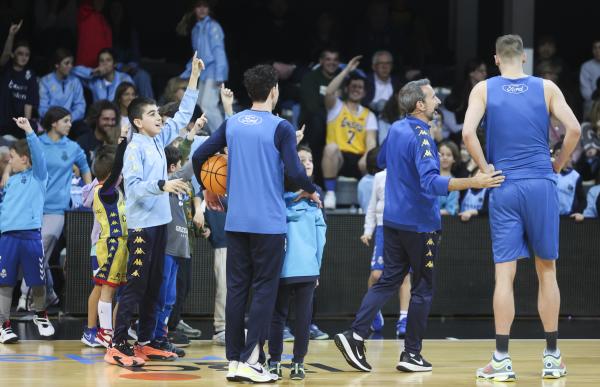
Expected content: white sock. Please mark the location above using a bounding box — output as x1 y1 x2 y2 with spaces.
98 301 112 330
247 343 260 365
494 350 509 360
399 311 408 320
352 332 364 341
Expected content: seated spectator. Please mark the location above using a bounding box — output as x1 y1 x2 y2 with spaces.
113 81 137 130
581 97 600 157
444 58 487 146
0 21 38 140
458 167 489 222
582 169 600 218
377 90 400 144
72 48 134 102
363 50 401 115
575 138 600 182
76 100 119 167
322 56 378 209
76 0 112 68
438 141 460 216
553 141 586 221
534 35 566 81
579 39 600 118
161 77 188 104
39 48 86 122
357 147 382 213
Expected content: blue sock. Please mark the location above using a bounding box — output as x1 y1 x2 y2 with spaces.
324 179 337 192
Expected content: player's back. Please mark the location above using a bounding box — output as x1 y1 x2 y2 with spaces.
485 75 553 180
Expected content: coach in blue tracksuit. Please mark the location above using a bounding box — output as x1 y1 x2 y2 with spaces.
334 79 505 374
192 65 320 383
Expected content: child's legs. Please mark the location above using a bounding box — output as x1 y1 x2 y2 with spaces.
87 285 102 328
20 236 47 312
98 284 117 330
0 234 20 323
167 257 190 331
268 283 292 362
213 247 227 332
292 282 316 363
154 255 179 339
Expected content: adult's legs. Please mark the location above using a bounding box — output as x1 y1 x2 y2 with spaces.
321 143 343 182
198 79 223 134
493 261 517 355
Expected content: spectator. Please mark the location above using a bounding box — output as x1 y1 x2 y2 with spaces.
298 47 341 185
580 39 600 118
113 81 137 130
161 77 188 104
553 141 586 221
363 50 401 115
76 0 112 68
534 36 566 80
39 48 86 122
307 12 341 62
73 48 134 102
582 168 600 218
438 141 460 216
76 99 119 167
377 90 400 144
357 147 382 213
581 97 600 154
0 21 38 140
458 166 489 222
322 56 378 209
443 58 487 145
177 0 228 133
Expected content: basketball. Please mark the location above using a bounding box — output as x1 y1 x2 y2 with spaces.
200 154 228 195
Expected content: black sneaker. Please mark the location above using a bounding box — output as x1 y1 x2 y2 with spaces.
290 362 305 380
167 331 191 348
156 336 186 358
334 330 371 372
267 360 282 379
396 351 432 372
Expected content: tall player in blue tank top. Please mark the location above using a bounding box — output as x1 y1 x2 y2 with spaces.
192 65 320 383
463 35 581 382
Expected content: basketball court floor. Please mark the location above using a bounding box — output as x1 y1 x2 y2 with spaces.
1 317 598 386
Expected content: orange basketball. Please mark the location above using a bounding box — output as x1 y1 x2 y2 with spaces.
200 154 228 195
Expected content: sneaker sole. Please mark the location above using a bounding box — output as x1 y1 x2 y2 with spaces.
311 334 329 340
1 336 19 344
225 375 239 382
334 334 371 372
542 369 567 379
235 375 277 384
476 372 517 382
81 338 102 348
105 354 145 367
290 375 305 380
396 361 432 372
146 355 177 361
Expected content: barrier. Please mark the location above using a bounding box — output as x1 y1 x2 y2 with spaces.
64 212 600 317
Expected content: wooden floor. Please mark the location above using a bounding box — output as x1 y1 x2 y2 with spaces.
0 339 598 386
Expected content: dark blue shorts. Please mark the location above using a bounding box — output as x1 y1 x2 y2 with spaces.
489 179 559 263
370 225 384 271
0 230 45 287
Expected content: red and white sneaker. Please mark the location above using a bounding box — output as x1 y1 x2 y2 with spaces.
33 311 55 337
0 320 19 344
96 328 113 348
134 341 178 361
104 341 145 367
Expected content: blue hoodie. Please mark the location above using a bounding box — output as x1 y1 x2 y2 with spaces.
39 73 86 121
72 66 134 102
280 192 326 283
179 16 228 82
0 132 47 232
39 133 90 214
123 88 199 229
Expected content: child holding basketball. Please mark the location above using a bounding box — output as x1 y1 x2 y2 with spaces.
105 53 203 367
267 145 326 380
0 117 54 344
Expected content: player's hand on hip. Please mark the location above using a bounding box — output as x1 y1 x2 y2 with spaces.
294 190 323 208
474 170 505 188
163 179 189 194
552 159 563 173
570 213 584 222
203 189 225 212
360 234 371 246
483 163 495 173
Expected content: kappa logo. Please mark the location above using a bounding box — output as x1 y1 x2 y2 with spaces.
112 228 120 234
109 212 117 218
426 250 433 257
423 149 433 158
131 270 140 277
111 220 118 225
110 246 116 252
502 84 528 94
0 269 6 278
97 273 105 278
418 130 428 136
425 261 434 268
133 259 143 266
134 248 145 255
109 238 117 243
238 114 263 125
421 139 430 147
133 236 145 244
426 238 434 246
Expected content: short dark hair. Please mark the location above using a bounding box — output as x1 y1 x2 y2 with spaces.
297 144 312 154
13 40 30 52
158 101 180 119
53 48 73 66
92 145 117 181
366 146 382 175
42 106 71 132
344 72 366 88
10 138 30 161
165 145 182 168
128 97 157 130
86 100 119 129
243 64 278 102
97 47 115 62
319 47 340 59
113 81 137 106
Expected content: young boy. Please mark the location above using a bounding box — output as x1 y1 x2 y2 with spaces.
105 53 203 367
0 117 54 343
553 141 586 221
267 145 326 381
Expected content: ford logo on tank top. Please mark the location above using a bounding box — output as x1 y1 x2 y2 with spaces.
238 114 263 125
502 84 529 94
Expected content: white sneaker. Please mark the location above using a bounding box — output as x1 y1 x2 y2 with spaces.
235 362 278 383
33 312 55 337
226 360 239 381
0 321 19 344
324 191 336 209
212 330 226 346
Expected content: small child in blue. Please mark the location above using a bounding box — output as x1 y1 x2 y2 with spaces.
0 118 54 344
267 145 326 381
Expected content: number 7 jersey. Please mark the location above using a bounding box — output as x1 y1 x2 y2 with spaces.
326 99 378 155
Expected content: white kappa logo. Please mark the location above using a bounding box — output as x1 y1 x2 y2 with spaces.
0 269 6 278
502 84 528 94
238 114 263 125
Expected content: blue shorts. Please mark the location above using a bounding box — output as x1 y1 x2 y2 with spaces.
489 179 559 263
0 230 45 287
370 225 385 271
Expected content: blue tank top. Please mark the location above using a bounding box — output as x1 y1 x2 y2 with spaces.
485 76 554 181
556 169 580 215
225 110 286 234
461 188 487 212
